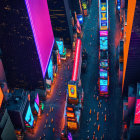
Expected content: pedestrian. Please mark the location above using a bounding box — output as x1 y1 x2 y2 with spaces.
68 65 69 70
94 109 95 114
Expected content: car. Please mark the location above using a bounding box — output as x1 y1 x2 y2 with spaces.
82 49 88 60
81 59 87 73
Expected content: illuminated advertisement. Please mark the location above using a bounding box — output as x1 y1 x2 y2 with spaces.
101 3 107 11
34 102 39 113
117 0 121 10
77 14 83 24
67 112 75 118
100 31 108 36
56 41 63 55
68 84 77 98
68 122 77 129
67 107 73 112
0 88 4 108
47 59 53 81
100 37 108 50
100 70 108 78
72 39 81 81
25 104 34 127
99 0 108 30
76 19 81 34
82 3 87 10
134 99 140 124
35 93 39 106
100 85 108 92
68 132 73 140
25 0 54 77
101 12 107 21
100 79 108 86
100 60 108 68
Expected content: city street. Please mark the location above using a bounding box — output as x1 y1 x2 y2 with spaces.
24 0 123 140
24 55 73 140
73 0 123 140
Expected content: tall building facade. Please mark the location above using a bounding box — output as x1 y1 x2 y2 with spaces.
47 0 73 49
0 0 54 90
123 0 139 95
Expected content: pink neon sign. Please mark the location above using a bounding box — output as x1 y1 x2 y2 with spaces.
134 99 140 124
25 0 54 77
100 31 108 36
72 39 81 81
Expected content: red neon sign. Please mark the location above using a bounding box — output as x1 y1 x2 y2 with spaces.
72 39 81 81
134 99 140 124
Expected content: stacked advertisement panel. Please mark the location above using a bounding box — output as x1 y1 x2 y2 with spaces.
99 0 109 97
61 39 84 138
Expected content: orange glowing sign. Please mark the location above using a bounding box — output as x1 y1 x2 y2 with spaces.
67 112 75 118
122 0 136 90
0 88 4 108
67 107 73 112
68 84 77 98
68 121 77 129
67 118 76 121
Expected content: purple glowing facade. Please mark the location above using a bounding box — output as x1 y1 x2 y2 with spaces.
25 0 54 77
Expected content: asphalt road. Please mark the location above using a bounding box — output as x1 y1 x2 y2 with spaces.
73 0 123 140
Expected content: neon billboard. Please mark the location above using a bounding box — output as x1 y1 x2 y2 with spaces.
100 70 108 78
100 79 108 86
77 14 83 24
100 60 108 68
25 104 34 127
25 0 54 77
72 39 81 81
47 59 53 81
100 37 108 50
100 85 108 92
34 102 39 113
99 0 108 30
100 31 108 36
134 99 140 124
0 88 4 108
56 41 63 55
35 93 39 106
68 84 77 99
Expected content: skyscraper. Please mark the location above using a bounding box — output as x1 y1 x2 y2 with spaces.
47 0 73 49
0 0 54 90
123 0 140 95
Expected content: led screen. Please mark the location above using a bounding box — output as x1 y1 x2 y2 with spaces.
101 3 107 11
100 37 108 50
77 14 83 24
100 79 108 86
35 93 39 106
34 102 39 113
68 122 77 129
100 85 108 92
134 99 140 124
56 41 63 55
67 112 75 118
100 31 108 36
25 104 34 127
100 60 108 67
25 0 54 77
0 88 4 108
101 12 107 21
100 70 108 78
47 59 53 81
72 39 81 81
68 84 77 98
